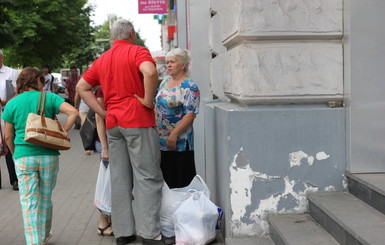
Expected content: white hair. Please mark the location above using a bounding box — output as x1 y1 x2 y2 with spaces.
110 19 135 41
0 49 3 56
166 48 191 73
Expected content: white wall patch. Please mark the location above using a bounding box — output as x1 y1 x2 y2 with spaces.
289 151 308 167
230 148 325 236
316 151 330 160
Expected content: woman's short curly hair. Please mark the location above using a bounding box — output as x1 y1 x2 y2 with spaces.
16 67 44 94
166 48 191 73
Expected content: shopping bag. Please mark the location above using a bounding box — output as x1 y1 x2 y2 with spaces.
5 79 15 100
0 123 7 156
160 175 211 237
94 160 111 215
80 109 96 151
174 190 219 245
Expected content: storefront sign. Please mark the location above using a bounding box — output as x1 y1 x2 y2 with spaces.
138 0 168 14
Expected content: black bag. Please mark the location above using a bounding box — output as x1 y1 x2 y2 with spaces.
5 80 15 100
0 125 7 156
79 109 97 151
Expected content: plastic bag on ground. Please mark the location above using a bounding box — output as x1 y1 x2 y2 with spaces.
174 190 219 245
160 175 211 237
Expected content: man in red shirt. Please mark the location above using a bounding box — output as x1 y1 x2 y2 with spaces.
65 65 80 106
77 19 165 245
65 65 81 129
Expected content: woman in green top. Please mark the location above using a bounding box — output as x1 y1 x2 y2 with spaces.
2 67 78 245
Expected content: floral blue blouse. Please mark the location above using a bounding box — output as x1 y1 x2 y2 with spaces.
156 78 200 151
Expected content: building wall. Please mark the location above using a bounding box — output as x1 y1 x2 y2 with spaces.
345 0 385 172
205 103 345 237
207 0 346 238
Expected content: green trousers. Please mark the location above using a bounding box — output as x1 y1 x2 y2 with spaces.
15 155 59 245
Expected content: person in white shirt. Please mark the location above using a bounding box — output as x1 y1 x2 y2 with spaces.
0 49 19 191
0 49 18 105
42 64 54 93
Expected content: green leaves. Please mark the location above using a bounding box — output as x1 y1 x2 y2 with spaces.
1 0 96 70
1 1 149 71
0 0 16 47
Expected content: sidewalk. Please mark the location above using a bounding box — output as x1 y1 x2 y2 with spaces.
0 115 224 245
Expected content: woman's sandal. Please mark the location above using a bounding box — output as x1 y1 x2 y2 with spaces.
97 222 114 236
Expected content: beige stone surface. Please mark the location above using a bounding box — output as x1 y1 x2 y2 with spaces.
209 13 227 55
220 0 343 47
220 42 343 104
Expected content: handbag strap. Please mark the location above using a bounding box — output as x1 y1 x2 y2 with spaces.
37 91 65 132
37 91 44 115
37 92 47 127
41 91 46 116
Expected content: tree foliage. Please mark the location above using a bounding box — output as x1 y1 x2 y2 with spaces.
1 1 149 71
1 0 95 70
0 0 15 47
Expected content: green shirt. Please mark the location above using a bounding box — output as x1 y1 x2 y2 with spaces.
2 91 65 159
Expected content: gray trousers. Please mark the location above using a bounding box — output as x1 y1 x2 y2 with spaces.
107 126 163 239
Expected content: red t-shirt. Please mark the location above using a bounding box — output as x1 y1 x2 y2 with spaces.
82 40 156 129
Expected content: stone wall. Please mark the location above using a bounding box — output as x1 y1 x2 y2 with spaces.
210 0 343 104
207 0 345 239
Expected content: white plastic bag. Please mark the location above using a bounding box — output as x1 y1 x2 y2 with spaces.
94 161 111 215
160 175 211 237
174 190 219 245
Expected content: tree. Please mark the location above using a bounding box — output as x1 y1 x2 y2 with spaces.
2 0 95 70
0 0 15 47
135 31 146 48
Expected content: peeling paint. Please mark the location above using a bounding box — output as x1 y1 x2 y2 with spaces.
324 185 336 192
316 151 330 160
230 148 323 236
307 156 314 165
289 151 308 167
230 172 319 236
342 174 348 190
229 149 255 224
289 150 330 168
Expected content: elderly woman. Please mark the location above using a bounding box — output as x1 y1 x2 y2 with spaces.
155 48 200 188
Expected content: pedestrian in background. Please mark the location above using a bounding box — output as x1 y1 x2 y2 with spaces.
2 67 78 245
65 65 81 129
0 49 18 190
77 19 166 245
42 64 54 93
155 48 200 188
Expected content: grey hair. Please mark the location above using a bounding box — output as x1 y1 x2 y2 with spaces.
110 19 135 41
0 49 3 56
166 48 191 73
